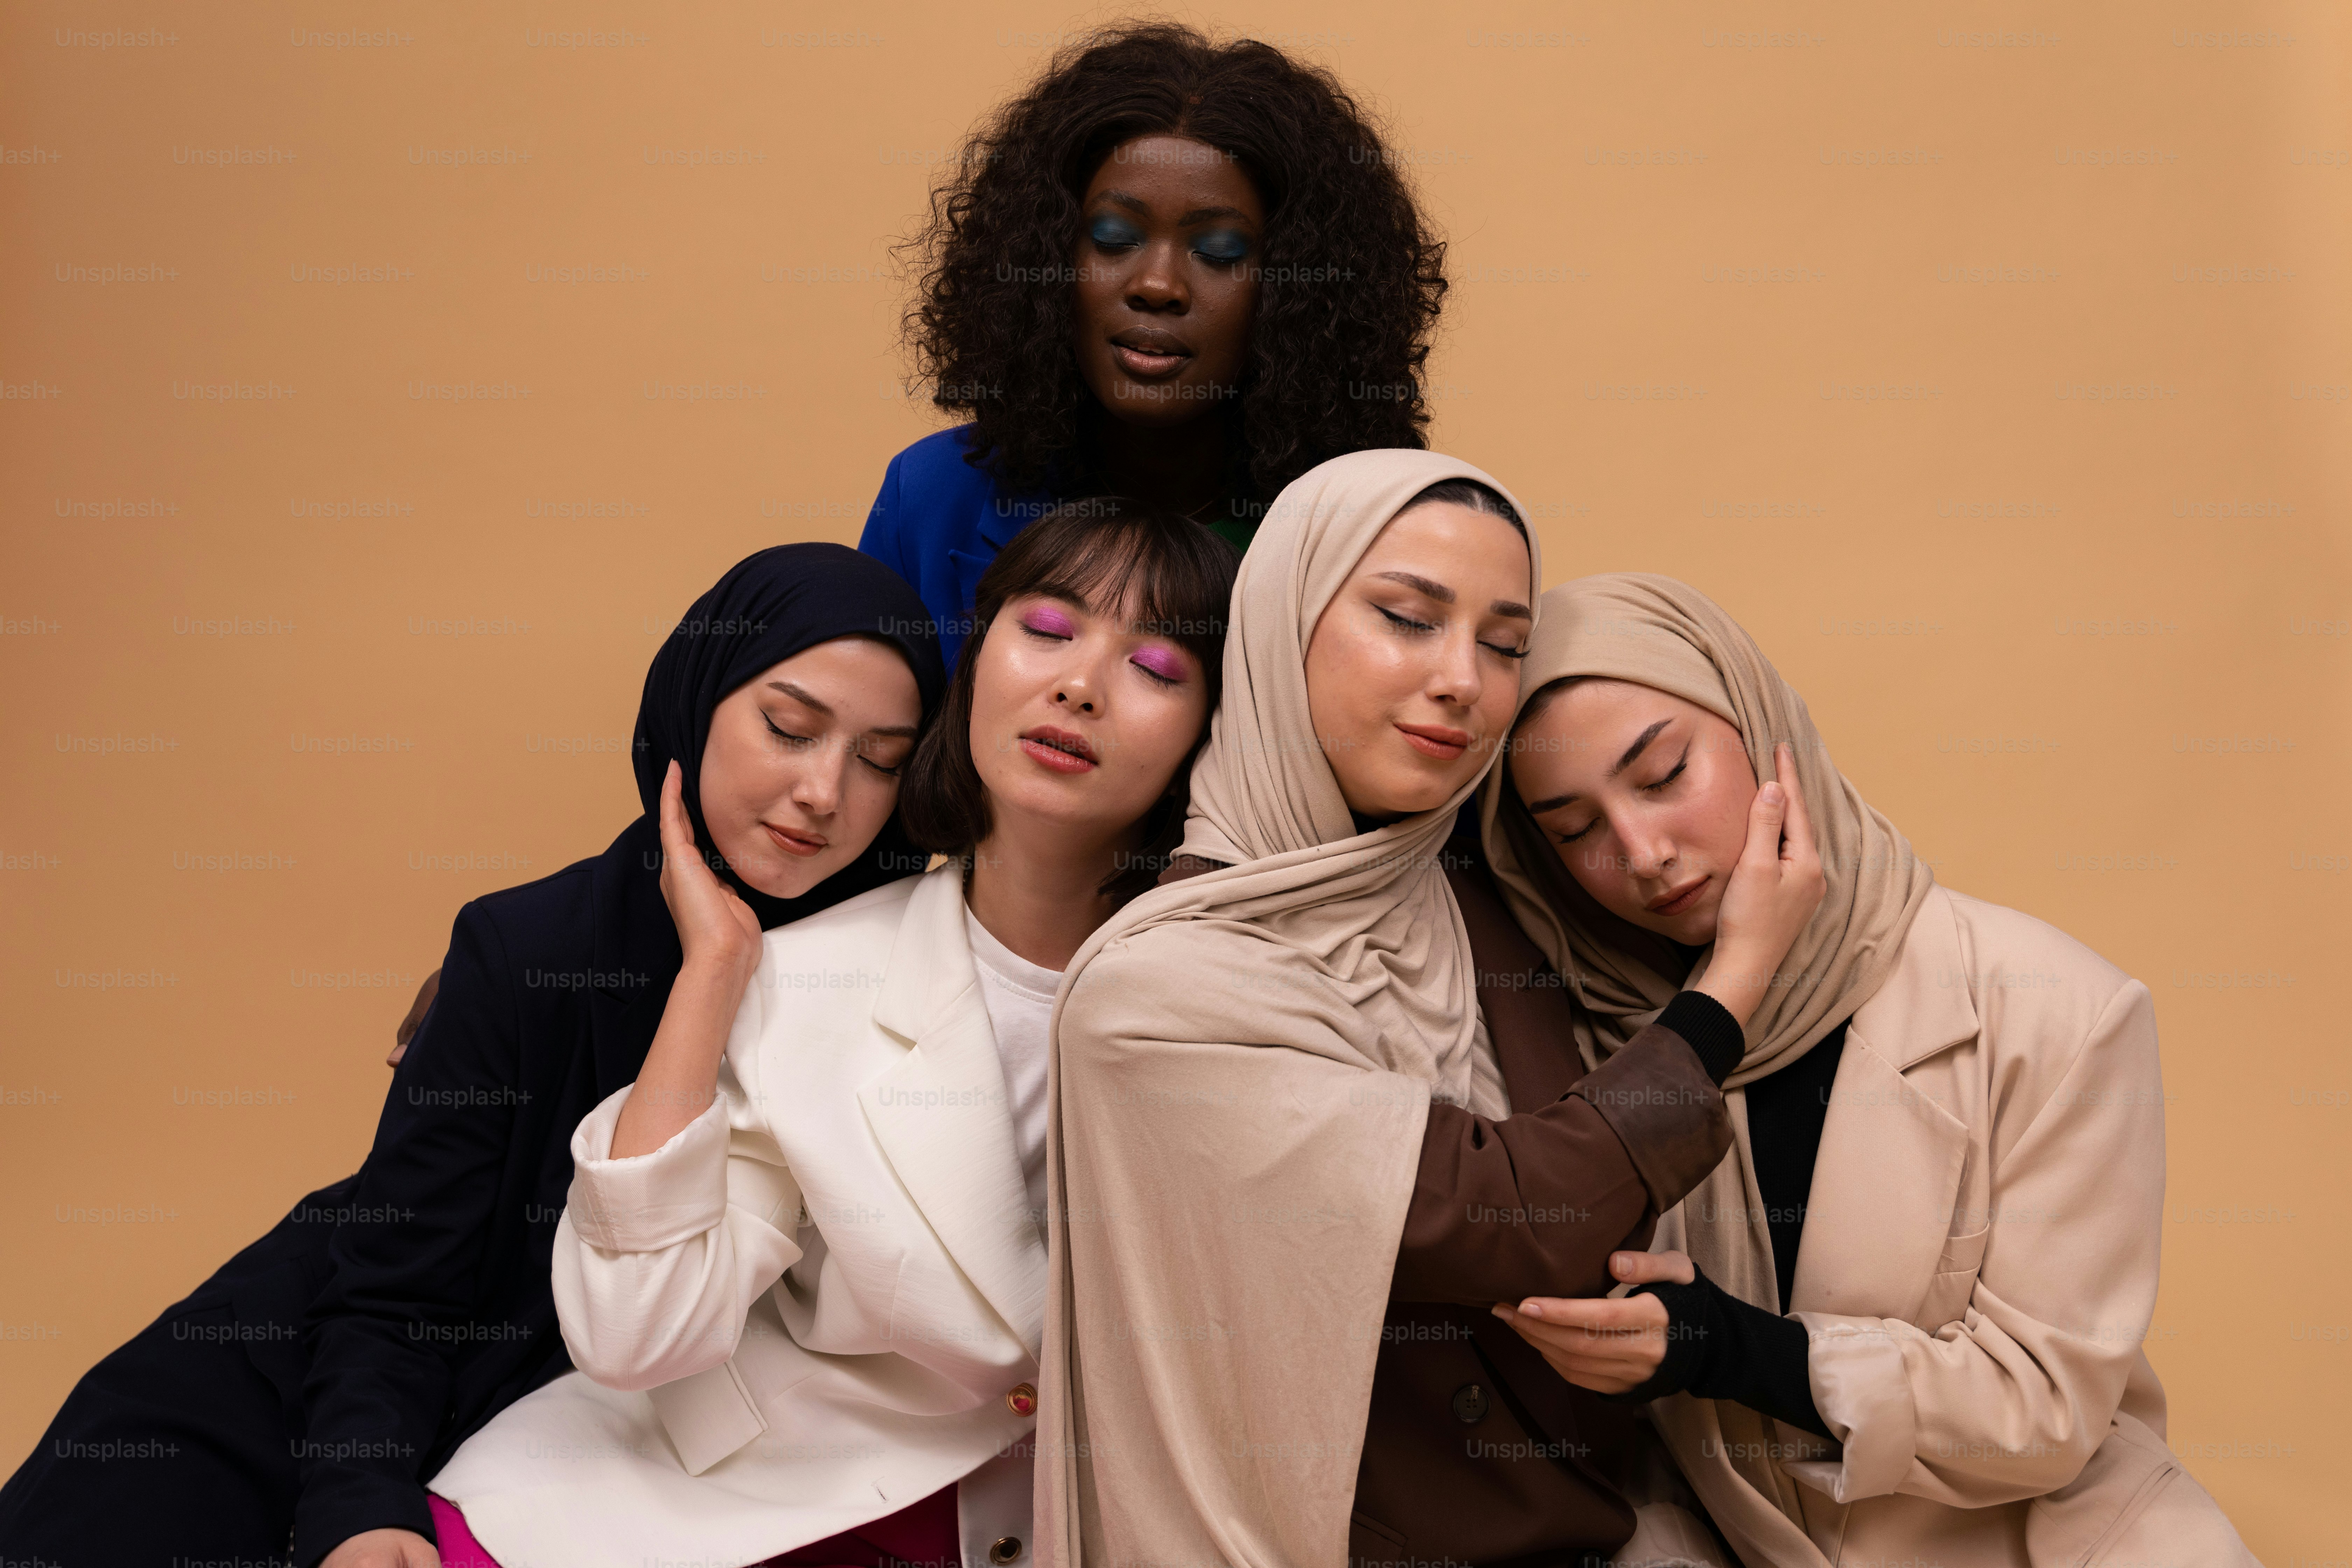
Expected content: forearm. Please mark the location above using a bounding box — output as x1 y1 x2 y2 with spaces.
1618 1272 1830 1439
558 1084 803 1390
611 955 748 1157
1392 994 1739 1303
293 1320 448 1567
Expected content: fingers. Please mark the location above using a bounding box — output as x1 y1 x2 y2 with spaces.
1741 771 1788 869
1505 1295 1667 1333
658 760 693 860
1609 1248 1696 1287
1493 1303 1668 1394
1773 742 1819 866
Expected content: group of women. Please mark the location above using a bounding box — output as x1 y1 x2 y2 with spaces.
1 23 2259 1568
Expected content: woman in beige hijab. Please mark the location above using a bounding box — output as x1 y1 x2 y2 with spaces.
1483 573 2257 1568
1037 457 1830 1568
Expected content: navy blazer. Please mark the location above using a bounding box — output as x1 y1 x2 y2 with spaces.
858 427 1045 669
293 821 683 1562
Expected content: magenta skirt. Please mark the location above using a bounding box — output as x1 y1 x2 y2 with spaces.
429 1482 960 1568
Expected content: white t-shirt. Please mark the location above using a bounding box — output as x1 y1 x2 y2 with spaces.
964 903 1064 1233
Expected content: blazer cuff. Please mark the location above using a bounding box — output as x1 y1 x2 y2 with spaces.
1782 1312 1921 1503
1565 1024 1730 1212
292 1474 436 1568
565 1085 731 1253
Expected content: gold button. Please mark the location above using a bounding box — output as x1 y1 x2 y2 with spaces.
990 1537 1023 1564
1005 1382 1037 1417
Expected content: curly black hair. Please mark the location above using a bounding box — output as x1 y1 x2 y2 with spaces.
900 21 1448 504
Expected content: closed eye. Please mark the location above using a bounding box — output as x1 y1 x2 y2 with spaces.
763 714 815 749
1480 640 1529 660
1375 604 1439 635
1129 656 1183 688
1642 749 1690 792
1088 218 1143 253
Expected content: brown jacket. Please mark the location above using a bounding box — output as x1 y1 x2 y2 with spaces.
1162 855 1735 1567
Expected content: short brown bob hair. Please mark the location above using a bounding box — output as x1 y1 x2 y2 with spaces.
900 500 1240 905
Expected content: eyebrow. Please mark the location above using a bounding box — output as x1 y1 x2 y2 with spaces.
1376 570 1454 603
1373 571 1532 622
766 680 919 740
1608 719 1672 779
1094 190 1254 226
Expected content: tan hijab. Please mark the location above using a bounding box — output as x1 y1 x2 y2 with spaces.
1479 572 1933 1091
1037 450 1538 1568
1478 572 1933 1527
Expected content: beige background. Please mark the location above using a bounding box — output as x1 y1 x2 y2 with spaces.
2 0 2344 1556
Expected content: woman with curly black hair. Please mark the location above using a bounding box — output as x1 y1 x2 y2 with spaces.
861 21 1449 663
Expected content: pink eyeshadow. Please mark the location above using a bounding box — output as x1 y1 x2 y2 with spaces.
1022 604 1077 637
1131 646 1188 682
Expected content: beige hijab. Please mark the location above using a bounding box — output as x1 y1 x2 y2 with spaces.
1479 572 1932 1092
1478 571 1933 1526
1037 450 1538 1568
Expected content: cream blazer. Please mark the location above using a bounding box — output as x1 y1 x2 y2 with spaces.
427 864 1045 1568
1646 884 2257 1567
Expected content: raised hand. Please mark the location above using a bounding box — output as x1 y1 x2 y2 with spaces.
657 758 762 994
1693 742 1825 1027
608 761 766 1160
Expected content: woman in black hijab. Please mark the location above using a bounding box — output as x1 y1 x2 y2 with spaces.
0 545 946 1568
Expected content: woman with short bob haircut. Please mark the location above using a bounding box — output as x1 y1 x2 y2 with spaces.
866 21 1449 661
421 504 1237 1568
1483 574 2256 1568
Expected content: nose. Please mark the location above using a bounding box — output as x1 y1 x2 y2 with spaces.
791 740 849 817
1424 625 1487 712
1619 817 1676 880
1125 240 1190 314
1052 642 1112 715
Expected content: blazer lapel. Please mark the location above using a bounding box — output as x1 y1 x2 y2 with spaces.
1790 888 1978 1320
861 866 1049 1354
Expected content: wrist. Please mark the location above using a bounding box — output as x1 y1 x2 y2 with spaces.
1690 957 1765 1028
679 946 757 991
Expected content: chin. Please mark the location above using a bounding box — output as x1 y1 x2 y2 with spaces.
1634 905 1719 946
734 852 830 903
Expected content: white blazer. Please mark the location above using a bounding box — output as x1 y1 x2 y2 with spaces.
428 864 1049 1568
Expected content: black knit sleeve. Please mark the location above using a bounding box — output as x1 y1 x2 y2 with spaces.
1607 1265 1832 1440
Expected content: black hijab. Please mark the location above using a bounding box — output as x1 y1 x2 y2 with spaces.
581 544 946 1084
631 541 946 925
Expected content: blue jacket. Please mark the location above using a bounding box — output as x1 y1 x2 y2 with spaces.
858 427 1046 668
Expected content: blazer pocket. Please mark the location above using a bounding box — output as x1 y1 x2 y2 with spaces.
1911 1223 1990 1330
